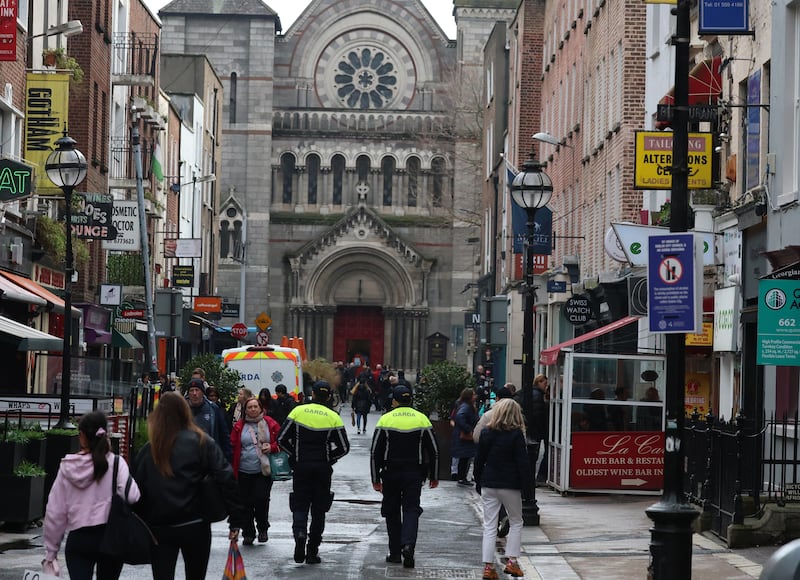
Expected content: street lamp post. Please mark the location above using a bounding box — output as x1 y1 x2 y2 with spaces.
646 0 699 577
45 133 87 429
510 154 553 526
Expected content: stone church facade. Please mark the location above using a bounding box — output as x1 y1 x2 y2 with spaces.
160 0 514 370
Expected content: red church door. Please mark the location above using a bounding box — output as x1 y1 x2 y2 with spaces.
333 306 384 368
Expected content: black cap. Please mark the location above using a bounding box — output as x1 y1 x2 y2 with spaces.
312 380 331 399
187 378 205 393
393 386 412 405
496 387 513 400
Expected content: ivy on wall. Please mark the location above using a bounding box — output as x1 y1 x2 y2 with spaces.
107 253 145 286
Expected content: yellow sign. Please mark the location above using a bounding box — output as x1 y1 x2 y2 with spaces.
255 312 272 331
644 0 676 4
634 132 713 190
686 322 713 346
24 73 71 195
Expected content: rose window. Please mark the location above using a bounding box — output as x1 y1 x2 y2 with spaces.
334 48 397 109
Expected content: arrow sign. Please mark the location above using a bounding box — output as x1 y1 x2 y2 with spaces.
621 478 648 487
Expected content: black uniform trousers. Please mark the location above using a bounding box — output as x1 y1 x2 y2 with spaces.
380 467 424 555
290 461 334 545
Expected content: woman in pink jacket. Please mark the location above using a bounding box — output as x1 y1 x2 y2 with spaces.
43 411 140 579
230 397 280 545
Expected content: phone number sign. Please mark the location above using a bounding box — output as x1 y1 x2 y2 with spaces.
569 432 664 491
757 279 800 366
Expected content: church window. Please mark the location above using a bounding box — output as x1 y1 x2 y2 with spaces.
431 157 445 207
407 157 420 207
332 154 345 205
357 155 370 183
307 154 320 205
381 156 395 206
281 153 295 204
219 206 243 260
334 48 398 109
230 73 237 124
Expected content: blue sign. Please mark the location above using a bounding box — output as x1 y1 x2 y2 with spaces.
746 71 761 191
547 280 567 293
698 0 750 35
647 234 702 334
511 205 552 256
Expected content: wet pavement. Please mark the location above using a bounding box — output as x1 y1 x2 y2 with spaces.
0 407 783 578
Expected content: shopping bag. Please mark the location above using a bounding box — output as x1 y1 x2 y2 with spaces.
223 539 248 580
268 450 293 481
25 569 60 580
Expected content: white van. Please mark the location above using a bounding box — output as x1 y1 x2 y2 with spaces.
222 345 303 397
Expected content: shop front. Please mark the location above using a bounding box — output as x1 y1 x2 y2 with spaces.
542 328 666 494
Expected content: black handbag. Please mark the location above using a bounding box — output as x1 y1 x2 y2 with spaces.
100 454 157 564
199 441 228 523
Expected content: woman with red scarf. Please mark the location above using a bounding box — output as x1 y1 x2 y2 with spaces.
230 397 281 545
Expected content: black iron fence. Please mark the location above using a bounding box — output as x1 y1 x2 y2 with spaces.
684 410 799 541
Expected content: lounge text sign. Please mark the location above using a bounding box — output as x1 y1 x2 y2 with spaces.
634 132 713 190
71 193 117 240
570 432 664 491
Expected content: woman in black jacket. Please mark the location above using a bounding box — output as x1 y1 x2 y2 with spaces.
473 398 533 580
134 392 244 580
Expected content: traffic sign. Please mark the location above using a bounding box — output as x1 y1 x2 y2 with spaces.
255 312 272 331
256 331 270 346
231 323 248 340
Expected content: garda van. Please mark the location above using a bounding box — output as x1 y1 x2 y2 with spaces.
222 345 303 397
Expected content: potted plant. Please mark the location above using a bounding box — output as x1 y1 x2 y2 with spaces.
41 47 85 83
44 428 79 499
0 461 47 523
23 429 47 468
416 360 476 477
0 429 27 474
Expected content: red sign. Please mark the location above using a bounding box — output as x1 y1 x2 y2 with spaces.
513 254 549 279
120 309 145 319
0 1 17 62
231 323 248 340
569 432 664 491
34 264 66 290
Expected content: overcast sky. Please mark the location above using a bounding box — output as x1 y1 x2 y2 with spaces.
144 0 457 38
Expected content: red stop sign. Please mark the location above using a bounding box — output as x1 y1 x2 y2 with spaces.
231 323 248 340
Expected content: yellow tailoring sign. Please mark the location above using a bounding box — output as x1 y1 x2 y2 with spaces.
634 132 713 190
643 0 676 4
24 73 71 195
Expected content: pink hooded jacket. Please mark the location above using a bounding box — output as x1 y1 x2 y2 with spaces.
44 452 141 562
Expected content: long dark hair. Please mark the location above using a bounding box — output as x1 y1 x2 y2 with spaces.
258 388 272 412
78 411 110 481
148 392 205 477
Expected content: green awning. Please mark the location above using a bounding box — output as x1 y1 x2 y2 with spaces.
112 329 144 349
0 315 63 351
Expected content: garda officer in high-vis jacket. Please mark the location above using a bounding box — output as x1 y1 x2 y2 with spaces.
370 385 439 569
277 380 350 564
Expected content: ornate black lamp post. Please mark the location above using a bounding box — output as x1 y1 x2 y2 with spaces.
510 154 553 526
45 133 87 429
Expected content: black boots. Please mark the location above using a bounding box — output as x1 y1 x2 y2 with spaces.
293 532 307 564
305 541 321 564
401 544 415 568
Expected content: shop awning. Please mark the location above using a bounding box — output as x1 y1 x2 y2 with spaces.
540 316 641 366
112 329 144 349
0 276 47 306
0 270 81 316
655 56 723 130
0 315 63 351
